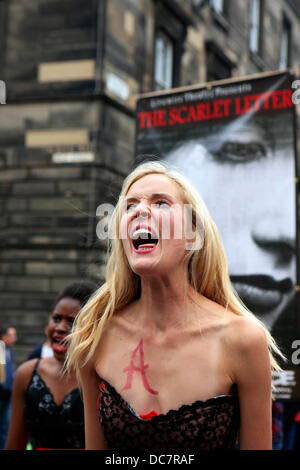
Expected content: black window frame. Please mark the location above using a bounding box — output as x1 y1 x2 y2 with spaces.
153 29 175 91
249 0 264 57
205 40 234 82
152 1 188 91
210 0 229 17
279 14 292 70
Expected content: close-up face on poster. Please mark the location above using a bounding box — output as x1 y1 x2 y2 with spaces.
135 71 299 400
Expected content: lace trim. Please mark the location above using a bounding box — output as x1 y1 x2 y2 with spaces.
99 378 239 423
27 370 78 409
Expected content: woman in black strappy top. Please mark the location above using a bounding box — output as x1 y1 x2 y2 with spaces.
5 281 96 450
66 161 284 450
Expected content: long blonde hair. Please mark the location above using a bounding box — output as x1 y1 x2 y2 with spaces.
65 161 284 381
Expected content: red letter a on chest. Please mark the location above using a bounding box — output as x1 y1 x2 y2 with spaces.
121 339 158 395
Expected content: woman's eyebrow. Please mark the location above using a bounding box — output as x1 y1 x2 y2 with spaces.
151 192 173 199
125 193 173 202
124 196 139 203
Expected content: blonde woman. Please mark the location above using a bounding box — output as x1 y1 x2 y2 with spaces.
66 161 283 450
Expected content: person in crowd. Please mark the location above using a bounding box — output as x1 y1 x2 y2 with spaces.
65 161 284 450
5 280 97 450
0 342 5 383
0 327 17 450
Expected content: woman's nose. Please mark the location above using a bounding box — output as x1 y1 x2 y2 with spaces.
135 203 150 218
55 320 69 333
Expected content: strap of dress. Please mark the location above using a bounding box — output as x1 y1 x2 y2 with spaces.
26 358 41 392
33 357 41 374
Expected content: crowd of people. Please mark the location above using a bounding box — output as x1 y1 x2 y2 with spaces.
0 161 299 450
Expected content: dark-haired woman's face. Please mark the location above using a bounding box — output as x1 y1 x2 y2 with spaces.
47 297 81 361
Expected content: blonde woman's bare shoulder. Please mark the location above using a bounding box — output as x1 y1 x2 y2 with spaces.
221 314 268 357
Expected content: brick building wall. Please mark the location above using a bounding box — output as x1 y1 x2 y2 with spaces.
0 0 299 363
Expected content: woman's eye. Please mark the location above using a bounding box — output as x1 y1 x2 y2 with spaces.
126 203 136 211
214 141 267 163
154 200 169 207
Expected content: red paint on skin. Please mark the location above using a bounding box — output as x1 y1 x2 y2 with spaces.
121 339 159 395
139 410 159 420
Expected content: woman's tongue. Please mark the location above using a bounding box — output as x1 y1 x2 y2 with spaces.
52 340 67 354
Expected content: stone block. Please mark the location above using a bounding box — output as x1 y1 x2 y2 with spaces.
1 311 48 328
0 215 8 228
9 214 56 228
50 277 84 293
0 168 27 182
57 180 91 196
0 249 54 260
5 198 28 212
0 294 24 309
29 197 85 212
29 167 82 180
6 277 51 293
0 183 12 196
13 182 56 195
0 262 24 275
25 261 77 276
24 296 55 311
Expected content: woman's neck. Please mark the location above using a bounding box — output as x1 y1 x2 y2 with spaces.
137 273 201 333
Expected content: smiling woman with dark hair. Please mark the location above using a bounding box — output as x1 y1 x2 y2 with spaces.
5 281 97 450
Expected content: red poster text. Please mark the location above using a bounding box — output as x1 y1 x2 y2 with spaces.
137 89 293 129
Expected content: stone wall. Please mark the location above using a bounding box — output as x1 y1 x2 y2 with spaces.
0 0 300 364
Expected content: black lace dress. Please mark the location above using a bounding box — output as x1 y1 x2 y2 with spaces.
98 379 240 451
23 359 85 449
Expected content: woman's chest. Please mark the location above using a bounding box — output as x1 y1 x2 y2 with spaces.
96 331 234 415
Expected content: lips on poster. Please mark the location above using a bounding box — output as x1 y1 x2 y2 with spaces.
135 71 298 400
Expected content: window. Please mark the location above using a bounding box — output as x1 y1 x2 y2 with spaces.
279 17 291 70
210 0 224 14
206 40 233 82
154 31 174 91
249 0 262 54
152 1 189 93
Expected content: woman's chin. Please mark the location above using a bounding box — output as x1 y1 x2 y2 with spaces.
130 259 162 277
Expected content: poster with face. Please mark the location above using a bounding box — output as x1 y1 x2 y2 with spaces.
135 71 299 400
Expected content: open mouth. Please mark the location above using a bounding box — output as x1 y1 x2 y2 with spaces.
131 227 159 253
52 336 68 354
230 274 293 314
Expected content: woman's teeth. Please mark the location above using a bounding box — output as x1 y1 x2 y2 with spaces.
132 228 153 239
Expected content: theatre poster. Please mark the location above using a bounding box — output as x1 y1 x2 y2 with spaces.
135 70 300 401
